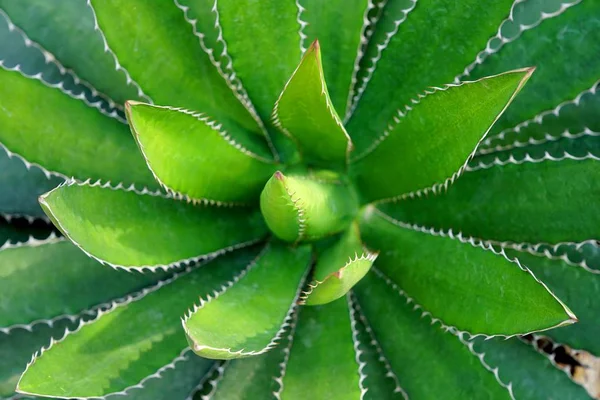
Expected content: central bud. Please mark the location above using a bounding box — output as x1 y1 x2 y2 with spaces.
259 168 359 243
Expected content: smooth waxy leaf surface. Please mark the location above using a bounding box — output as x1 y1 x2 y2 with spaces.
0 148 62 217
40 182 267 269
0 68 157 188
359 207 574 335
354 273 511 399
17 249 259 398
351 69 533 203
469 337 588 400
469 0 600 135
301 0 371 115
347 0 515 153
274 40 352 168
89 0 264 138
0 239 169 328
380 158 600 244
126 103 275 204
0 0 142 105
281 298 361 399
184 243 310 359
301 224 376 306
260 170 358 242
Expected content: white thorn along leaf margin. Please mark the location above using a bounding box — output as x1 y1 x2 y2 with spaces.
368 207 578 335
85 0 152 104
182 242 311 358
344 0 385 122
346 293 369 400
0 140 68 182
272 307 300 400
14 261 215 400
128 104 273 207
295 0 309 55
172 0 277 160
482 79 600 149
186 360 228 400
38 178 264 273
0 213 51 225
356 68 532 204
350 292 408 399
370 266 517 400
465 150 600 172
297 251 379 305
476 126 600 156
344 0 418 121
0 8 125 123
521 334 600 399
454 0 581 82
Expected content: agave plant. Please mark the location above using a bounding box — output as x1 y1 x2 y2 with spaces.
1 0 599 399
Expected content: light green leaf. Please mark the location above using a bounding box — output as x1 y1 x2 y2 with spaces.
273 40 352 169
0 147 62 217
359 207 575 336
350 69 533 203
502 248 600 356
346 0 515 154
469 336 589 399
0 238 169 329
0 0 142 106
126 102 275 204
183 242 311 359
16 248 260 398
300 0 372 115
89 0 265 140
468 0 600 136
379 157 600 244
281 297 362 399
260 170 358 242
301 224 376 306
0 67 157 188
354 272 511 399
39 181 267 270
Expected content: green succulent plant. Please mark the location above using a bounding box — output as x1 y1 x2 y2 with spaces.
1 0 599 399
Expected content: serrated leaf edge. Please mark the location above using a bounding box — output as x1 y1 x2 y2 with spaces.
272 307 300 400
186 360 227 400
39 179 262 272
465 148 600 172
295 0 309 54
347 293 369 400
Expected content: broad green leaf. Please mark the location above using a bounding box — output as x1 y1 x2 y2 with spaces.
184 243 311 359
469 337 589 399
0 67 157 188
126 102 275 204
0 0 141 105
301 0 372 116
301 224 376 306
0 216 56 246
350 69 533 203
0 239 169 328
89 0 265 139
0 148 62 217
39 181 267 269
359 207 574 335
354 272 511 399
274 40 352 169
17 248 260 398
468 1 600 136
502 248 600 356
346 0 515 154
105 349 213 400
281 298 362 399
379 157 600 244
260 170 359 242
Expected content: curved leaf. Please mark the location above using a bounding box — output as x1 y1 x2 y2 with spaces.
350 69 532 203
126 102 276 204
359 207 575 336
273 40 352 168
16 248 260 398
39 181 267 270
183 243 311 359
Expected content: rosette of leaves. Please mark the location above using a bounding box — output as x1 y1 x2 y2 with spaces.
1 0 599 399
